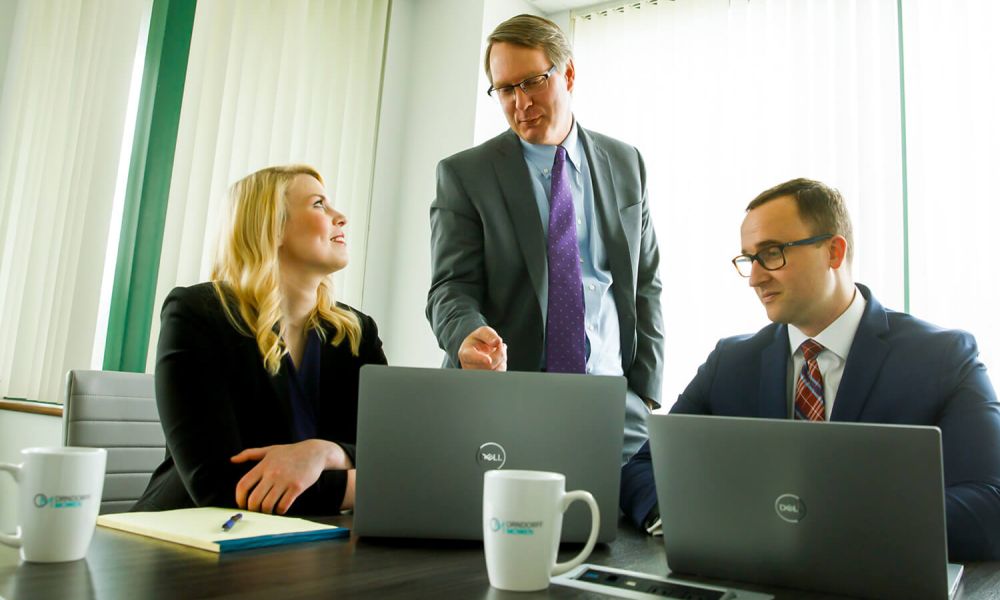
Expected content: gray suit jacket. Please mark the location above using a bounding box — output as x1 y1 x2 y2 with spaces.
426 126 664 406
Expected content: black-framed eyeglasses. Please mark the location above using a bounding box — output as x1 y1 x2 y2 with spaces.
731 233 834 277
487 65 558 100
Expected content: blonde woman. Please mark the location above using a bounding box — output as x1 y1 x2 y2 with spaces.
133 165 386 515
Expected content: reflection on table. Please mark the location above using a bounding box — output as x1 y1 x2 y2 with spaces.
1 516 998 599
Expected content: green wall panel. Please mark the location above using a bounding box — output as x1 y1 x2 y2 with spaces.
104 0 196 372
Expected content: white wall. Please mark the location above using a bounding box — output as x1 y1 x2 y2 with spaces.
363 0 557 366
546 9 571 34
363 0 472 365
0 411 62 533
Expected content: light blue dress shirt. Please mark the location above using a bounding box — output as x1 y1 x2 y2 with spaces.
519 122 649 463
518 123 624 379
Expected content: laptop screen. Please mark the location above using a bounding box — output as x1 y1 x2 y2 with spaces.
353 365 626 543
648 414 952 600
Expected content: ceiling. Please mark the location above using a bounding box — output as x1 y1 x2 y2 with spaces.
529 0 607 14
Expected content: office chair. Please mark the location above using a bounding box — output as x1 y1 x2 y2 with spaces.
63 370 165 514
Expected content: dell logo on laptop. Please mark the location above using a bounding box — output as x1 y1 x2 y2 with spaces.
775 493 807 523
477 442 506 469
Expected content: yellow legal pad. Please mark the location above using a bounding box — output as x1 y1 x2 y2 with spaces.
97 507 349 553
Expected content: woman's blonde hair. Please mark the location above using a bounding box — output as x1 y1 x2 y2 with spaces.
211 164 361 375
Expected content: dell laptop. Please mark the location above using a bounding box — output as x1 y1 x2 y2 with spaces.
648 414 962 600
353 365 626 543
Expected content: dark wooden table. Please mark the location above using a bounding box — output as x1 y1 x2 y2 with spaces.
1 516 998 599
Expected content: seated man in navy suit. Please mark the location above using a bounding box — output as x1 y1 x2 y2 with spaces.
621 177 1000 561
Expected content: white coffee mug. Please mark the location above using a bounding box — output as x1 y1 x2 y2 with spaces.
0 446 107 562
483 470 599 591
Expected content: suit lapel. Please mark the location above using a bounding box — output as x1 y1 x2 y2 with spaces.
759 325 791 418
266 359 296 439
494 130 547 304
316 324 345 432
579 127 633 287
223 292 295 440
831 287 890 422
255 320 294 439
579 127 638 364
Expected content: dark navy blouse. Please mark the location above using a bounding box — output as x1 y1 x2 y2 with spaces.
282 328 321 441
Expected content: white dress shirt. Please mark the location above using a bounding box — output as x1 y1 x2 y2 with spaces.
786 286 867 419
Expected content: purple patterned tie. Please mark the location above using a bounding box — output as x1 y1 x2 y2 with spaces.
545 146 586 373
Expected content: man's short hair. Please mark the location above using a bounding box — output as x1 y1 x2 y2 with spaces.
747 178 854 263
484 14 573 85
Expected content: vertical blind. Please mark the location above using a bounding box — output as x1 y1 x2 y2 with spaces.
0 0 151 403
902 0 999 374
145 0 389 369
573 0 909 404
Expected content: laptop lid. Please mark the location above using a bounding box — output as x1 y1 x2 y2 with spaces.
648 414 955 600
353 365 626 543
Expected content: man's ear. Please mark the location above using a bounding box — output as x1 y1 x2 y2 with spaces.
564 59 575 93
829 235 848 269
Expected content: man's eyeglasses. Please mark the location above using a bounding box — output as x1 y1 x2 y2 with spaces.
487 65 558 100
731 234 834 277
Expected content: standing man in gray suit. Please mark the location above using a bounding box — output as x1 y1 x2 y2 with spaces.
426 14 664 462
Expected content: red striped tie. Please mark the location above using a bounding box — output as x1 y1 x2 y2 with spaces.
794 339 826 421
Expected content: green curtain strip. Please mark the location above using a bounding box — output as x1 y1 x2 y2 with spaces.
897 0 911 314
103 0 196 372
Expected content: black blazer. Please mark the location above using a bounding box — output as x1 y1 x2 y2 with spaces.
132 282 387 514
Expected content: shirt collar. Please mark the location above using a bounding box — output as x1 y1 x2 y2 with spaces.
518 119 582 175
788 285 867 360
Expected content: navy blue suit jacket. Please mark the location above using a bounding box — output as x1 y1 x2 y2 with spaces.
621 284 1000 561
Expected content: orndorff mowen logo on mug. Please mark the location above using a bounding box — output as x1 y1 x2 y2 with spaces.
34 493 93 509
489 517 544 535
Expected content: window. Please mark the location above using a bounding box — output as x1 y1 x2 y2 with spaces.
0 0 152 403
572 0 998 404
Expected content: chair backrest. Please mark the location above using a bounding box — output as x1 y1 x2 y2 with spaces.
63 370 164 514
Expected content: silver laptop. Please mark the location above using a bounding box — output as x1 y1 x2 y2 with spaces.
648 414 963 600
353 365 626 542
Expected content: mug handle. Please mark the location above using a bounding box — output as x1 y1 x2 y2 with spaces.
0 462 24 548
551 489 600 576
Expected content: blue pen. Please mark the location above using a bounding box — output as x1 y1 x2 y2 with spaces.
221 512 243 531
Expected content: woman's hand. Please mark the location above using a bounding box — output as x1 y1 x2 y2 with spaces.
231 439 352 514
